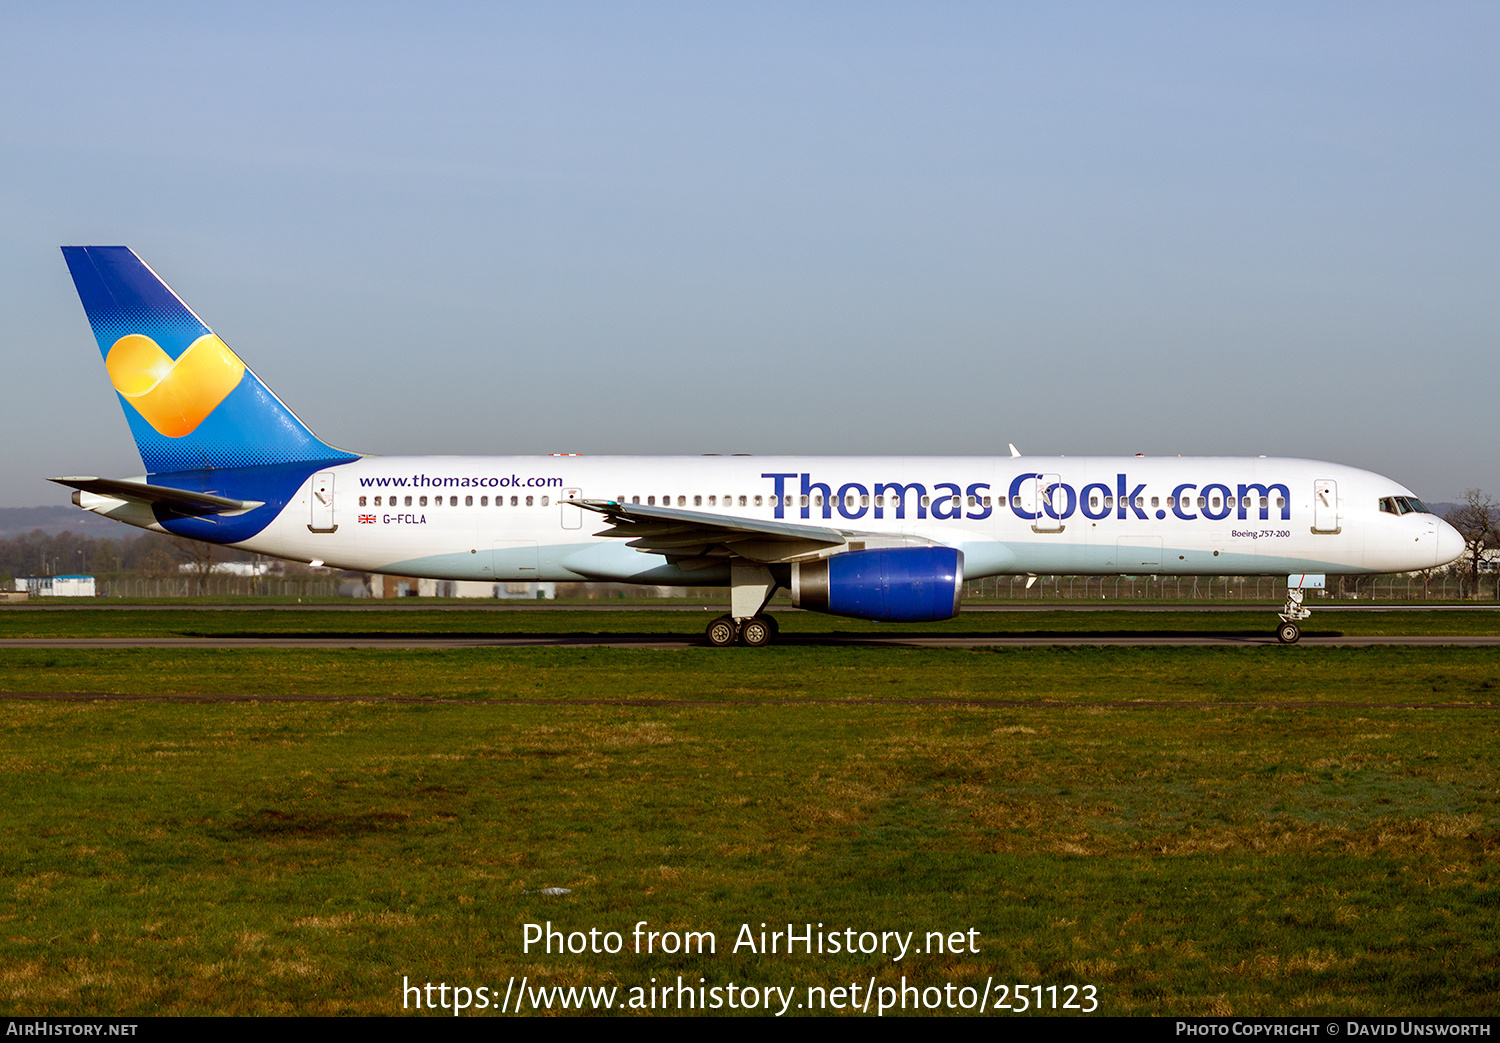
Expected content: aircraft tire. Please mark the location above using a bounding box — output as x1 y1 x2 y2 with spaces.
1276 621 1301 645
739 617 774 648
705 616 738 648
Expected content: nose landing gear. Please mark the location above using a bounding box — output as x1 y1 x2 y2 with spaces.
1276 587 1311 644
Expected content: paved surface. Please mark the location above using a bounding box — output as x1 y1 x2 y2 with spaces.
4 632 1500 649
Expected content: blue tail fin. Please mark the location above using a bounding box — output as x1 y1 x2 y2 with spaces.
62 246 358 474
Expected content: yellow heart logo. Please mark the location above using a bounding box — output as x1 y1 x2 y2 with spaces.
105 333 246 438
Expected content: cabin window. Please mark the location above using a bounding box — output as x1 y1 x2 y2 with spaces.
1227 496 1236 508
1166 496 1175 508
479 496 487 506
875 495 885 508
1135 496 1144 508
631 496 639 504
1090 495 1099 509
405 496 413 507
511 496 518 506
708 496 716 506
465 495 473 506
983 496 992 508
647 496 656 506
541 496 549 506
525 495 534 506
1150 496 1159 508
921 496 931 508
694 495 702 506
754 495 763 506
419 496 428 507
678 496 686 506
739 495 747 507
813 495 823 507
1197 496 1206 508
359 496 368 507
1259 496 1268 509
1105 495 1114 508
861 495 870 508
450 496 459 506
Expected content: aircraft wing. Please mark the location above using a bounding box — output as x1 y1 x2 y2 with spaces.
50 476 264 516
575 498 862 569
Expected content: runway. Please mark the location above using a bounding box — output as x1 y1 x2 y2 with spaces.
4 632 1500 649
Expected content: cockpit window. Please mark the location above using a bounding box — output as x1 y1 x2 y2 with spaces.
1381 496 1433 516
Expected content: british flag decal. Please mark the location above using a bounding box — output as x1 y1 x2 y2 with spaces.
358 514 376 524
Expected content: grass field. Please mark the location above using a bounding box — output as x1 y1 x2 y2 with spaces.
0 607 1496 1016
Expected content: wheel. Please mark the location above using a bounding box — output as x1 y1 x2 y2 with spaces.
739 616 774 647
705 615 738 647
1276 621 1301 644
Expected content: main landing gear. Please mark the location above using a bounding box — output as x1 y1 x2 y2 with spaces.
706 562 783 647
705 613 779 647
1276 587 1311 644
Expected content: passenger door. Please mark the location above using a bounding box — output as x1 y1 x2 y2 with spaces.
1313 480 1339 533
308 472 337 533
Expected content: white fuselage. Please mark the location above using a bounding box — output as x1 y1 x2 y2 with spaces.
189 455 1460 583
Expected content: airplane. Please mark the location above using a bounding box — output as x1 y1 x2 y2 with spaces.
52 246 1466 646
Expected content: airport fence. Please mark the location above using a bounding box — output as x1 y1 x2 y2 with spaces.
102 577 344 598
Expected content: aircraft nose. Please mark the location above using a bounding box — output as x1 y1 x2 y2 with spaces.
1434 517 1466 568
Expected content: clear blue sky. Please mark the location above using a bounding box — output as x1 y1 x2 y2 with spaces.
2 2 1495 507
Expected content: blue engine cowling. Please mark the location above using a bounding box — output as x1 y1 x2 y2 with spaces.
791 547 964 622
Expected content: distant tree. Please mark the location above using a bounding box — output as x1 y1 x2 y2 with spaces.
92 540 121 576
170 537 219 595
1444 489 1499 599
139 548 176 579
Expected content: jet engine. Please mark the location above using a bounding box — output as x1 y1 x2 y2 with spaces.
791 547 964 622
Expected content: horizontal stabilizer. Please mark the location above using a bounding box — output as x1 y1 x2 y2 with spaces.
50 476 264 516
